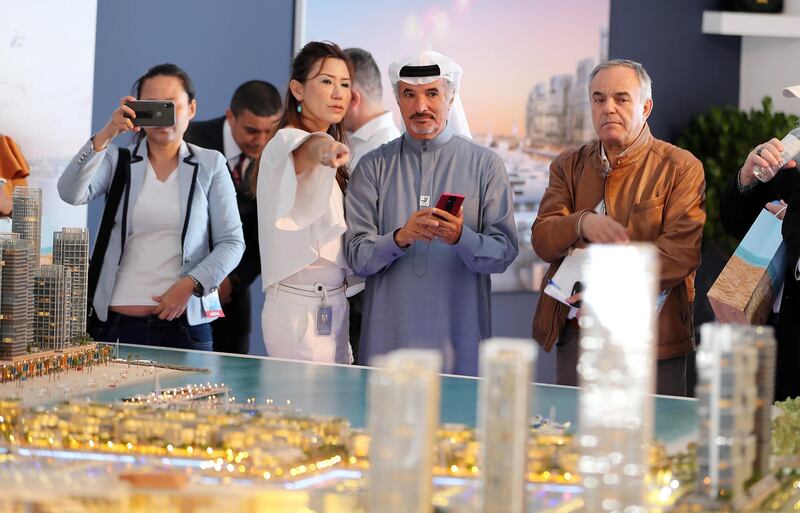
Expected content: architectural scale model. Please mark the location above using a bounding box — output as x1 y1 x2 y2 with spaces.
33 264 72 351
0 237 34 359
1 237 800 513
677 323 783 512
478 338 536 513
0 188 90 362
577 244 659 513
52 227 90 340
11 186 42 263
696 323 758 502
366 349 442 513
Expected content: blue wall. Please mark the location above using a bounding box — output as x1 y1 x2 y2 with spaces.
608 0 741 141
89 0 743 374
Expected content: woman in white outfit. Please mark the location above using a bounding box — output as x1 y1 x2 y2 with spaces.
257 41 353 363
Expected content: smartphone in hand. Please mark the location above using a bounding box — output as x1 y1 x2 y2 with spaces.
569 281 584 308
124 100 175 127
434 192 465 216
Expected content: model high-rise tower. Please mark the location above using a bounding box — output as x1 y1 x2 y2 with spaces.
53 228 89 340
11 187 42 264
577 244 659 513
747 325 776 477
367 349 442 513
696 323 758 502
478 338 536 513
33 264 72 351
0 238 34 359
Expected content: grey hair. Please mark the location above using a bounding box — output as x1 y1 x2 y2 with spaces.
589 59 652 102
343 48 383 103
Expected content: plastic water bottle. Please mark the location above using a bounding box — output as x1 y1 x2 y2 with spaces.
752 127 800 182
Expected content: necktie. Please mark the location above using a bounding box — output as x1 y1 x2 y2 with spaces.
231 154 246 189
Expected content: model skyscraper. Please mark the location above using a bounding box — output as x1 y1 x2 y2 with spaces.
11 187 42 264
53 227 89 339
577 244 659 513
748 325 776 477
367 349 442 513
477 338 536 513
0 238 34 359
33 264 72 351
695 323 766 502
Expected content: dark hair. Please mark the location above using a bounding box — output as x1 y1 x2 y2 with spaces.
279 41 353 193
131 63 195 143
132 63 195 102
230 80 282 118
343 48 383 103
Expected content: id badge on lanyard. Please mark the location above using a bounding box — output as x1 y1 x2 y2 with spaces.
315 285 333 336
201 290 225 318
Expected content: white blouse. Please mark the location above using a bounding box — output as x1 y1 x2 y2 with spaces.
110 160 182 306
257 128 349 289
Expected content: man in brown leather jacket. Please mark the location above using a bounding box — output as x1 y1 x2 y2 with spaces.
531 59 706 396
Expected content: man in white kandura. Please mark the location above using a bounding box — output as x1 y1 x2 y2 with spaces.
344 50 519 376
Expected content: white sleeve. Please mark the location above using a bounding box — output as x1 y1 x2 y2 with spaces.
260 128 338 231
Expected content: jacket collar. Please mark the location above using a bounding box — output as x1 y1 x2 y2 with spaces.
124 138 198 248
597 124 653 175
130 137 193 163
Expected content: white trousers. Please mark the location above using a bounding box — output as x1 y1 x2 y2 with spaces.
261 283 352 364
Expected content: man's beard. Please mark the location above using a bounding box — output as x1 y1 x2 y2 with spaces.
410 115 438 135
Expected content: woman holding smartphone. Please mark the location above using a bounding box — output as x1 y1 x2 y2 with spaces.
58 63 244 350
257 41 353 363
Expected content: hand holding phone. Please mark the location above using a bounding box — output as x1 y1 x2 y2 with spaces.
431 193 465 245
434 193 465 216
93 96 140 151
124 100 175 127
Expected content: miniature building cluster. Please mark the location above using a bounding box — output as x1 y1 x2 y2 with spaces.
686 324 778 511
0 187 89 360
0 240 797 513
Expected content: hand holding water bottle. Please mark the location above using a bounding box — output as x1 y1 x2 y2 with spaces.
741 129 800 186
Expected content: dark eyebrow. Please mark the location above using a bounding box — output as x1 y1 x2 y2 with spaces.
319 72 350 81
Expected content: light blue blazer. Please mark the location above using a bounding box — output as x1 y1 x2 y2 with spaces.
58 137 245 325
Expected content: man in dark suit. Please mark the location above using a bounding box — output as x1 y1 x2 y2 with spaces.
185 80 281 354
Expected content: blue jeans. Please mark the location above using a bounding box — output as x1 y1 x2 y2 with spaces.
90 311 213 351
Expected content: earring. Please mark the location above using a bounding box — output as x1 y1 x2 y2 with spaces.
296 103 302 113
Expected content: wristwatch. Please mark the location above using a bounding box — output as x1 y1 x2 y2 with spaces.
187 275 204 297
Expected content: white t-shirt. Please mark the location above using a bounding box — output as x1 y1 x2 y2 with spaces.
109 160 183 306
